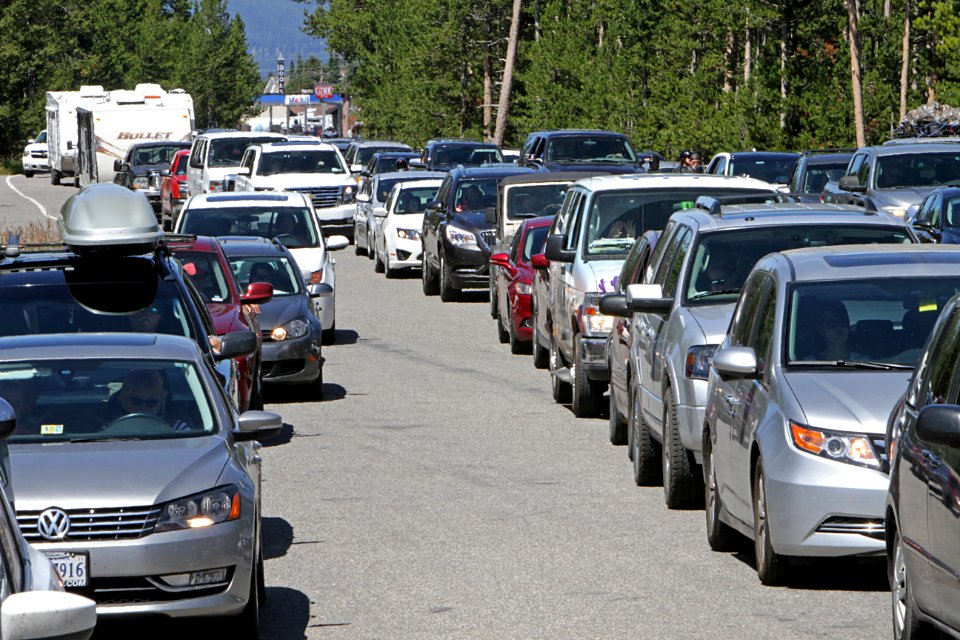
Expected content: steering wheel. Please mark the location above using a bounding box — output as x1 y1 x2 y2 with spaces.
102 413 173 434
274 234 302 248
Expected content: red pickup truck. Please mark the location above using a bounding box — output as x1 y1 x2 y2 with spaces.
160 149 190 230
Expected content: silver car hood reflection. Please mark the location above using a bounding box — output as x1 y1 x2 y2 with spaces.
9 437 228 509
784 371 912 435
688 302 737 344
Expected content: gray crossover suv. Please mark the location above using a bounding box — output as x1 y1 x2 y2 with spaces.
704 245 960 585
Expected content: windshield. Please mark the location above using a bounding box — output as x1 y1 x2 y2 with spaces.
686 226 913 305
584 188 769 257
786 278 960 367
227 256 302 296
132 145 186 167
258 150 346 175
944 195 960 227
433 146 503 167
172 251 233 303
545 136 637 164
175 154 189 175
3 359 215 443
874 152 960 189
209 138 276 168
455 179 498 212
395 186 440 214
801 162 847 193
376 178 404 203
357 146 410 165
729 156 798 183
522 226 551 261
34 131 47 144
181 206 320 249
505 184 568 219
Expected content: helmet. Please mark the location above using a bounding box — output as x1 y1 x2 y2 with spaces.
679 150 700 162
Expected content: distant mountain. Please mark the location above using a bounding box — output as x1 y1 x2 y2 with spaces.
229 0 327 79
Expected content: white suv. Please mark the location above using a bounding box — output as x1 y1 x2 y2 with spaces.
21 130 49 178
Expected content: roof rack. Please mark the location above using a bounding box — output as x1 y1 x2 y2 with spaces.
892 102 960 139
694 193 877 217
801 148 858 156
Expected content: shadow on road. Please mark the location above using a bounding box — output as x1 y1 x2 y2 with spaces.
729 544 889 591
264 382 346 405
331 328 359 345
262 516 294 560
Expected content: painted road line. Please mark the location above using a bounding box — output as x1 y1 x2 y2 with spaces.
4 175 55 220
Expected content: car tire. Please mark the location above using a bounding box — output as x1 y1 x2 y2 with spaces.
532 304 549 369
704 434 735 551
630 382 661 486
321 320 336 346
608 384 627 445
50 170 61 186
227 552 262 639
571 334 604 418
489 275 499 319
497 309 510 344
354 225 365 256
374 247 385 273
422 252 439 296
550 335 572 404
508 307 527 355
23 171 33 178
892 529 928 640
662 392 703 509
439 253 459 302
366 228 375 260
753 460 787 585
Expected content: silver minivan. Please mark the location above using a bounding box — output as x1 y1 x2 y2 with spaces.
704 245 960 584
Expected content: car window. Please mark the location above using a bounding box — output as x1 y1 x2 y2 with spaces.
544 136 637 164
228 255 302 296
930 194 943 228
376 178 405 203
729 273 767 348
801 162 847 193
189 139 205 169
846 153 865 178
133 145 185 166
522 225 551 262
508 228 523 263
259 150 346 175
644 221 676 284
181 206 320 248
752 278 777 379
566 192 587 251
395 186 439 214
175 154 189 175
241 150 256 174
661 227 692 297
617 238 648 292
173 250 233 303
505 184 568 219
857 155 871 185
927 319 960 405
874 152 960 189
728 156 797 183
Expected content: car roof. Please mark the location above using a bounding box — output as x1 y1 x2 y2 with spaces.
862 142 960 156
520 215 556 230
186 192 311 208
677 201 906 232
218 236 292 257
256 141 337 153
453 166 538 179
500 171 608 187
395 179 443 190
164 234 220 253
569 173 774 192
0 332 202 362
348 140 411 149
430 140 499 148
773 245 960 282
375 171 446 182
127 141 191 149
726 151 800 159
528 129 628 137
197 131 286 141
802 153 853 165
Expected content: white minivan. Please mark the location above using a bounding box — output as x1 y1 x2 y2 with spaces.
187 131 286 195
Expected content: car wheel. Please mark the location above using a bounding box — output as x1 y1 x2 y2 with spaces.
496 305 510 344
422 252 439 296
489 275 499 319
321 320 336 346
608 383 627 445
892 528 927 640
571 334 604 418
550 334 572 404
227 552 262 639
704 434 734 551
50 170 61 186
532 305 549 369
366 228 375 260
354 223 365 256
385 254 399 279
374 246 385 273
630 382 661 486
439 253 459 302
23 171 33 178
508 307 527 355
753 460 787 585
662 392 703 509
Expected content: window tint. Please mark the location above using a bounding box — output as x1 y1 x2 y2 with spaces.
173 250 233 303
730 274 767 348
728 156 798 183
661 227 692 297
875 153 960 189
644 221 676 284
753 280 778 378
189 139 205 168
522 226 551 262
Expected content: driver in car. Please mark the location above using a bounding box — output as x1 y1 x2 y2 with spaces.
274 212 307 246
105 369 192 432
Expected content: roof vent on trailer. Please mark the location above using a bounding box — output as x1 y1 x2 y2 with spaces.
78 85 107 98
59 184 163 254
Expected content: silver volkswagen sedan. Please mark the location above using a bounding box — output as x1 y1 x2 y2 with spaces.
1 333 280 633
704 245 960 585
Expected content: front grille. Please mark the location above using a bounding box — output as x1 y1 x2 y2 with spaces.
18 506 161 542
287 186 340 209
479 230 497 248
816 516 885 539
30 150 48 159
72 575 230 605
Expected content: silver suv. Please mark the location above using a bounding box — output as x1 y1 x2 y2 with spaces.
542 174 775 418
619 198 915 509
704 244 960 584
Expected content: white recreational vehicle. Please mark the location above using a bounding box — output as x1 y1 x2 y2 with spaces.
45 85 109 186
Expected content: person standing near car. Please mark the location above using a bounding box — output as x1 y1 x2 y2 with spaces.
678 150 702 173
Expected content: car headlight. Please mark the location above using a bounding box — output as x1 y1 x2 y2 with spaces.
579 293 614 335
271 317 310 341
445 224 478 249
881 205 907 218
303 269 324 285
156 486 241 532
208 180 224 192
340 185 356 204
685 345 718 380
397 228 420 240
514 282 532 295
790 421 880 469
132 176 150 189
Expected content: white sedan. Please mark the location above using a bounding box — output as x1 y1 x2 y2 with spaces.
374 180 442 278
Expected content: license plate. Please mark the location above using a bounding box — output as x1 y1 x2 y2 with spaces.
43 551 88 587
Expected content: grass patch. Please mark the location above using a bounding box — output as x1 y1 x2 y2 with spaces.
0 156 21 176
2 220 61 244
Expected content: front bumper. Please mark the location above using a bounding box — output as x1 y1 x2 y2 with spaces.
387 236 423 268
578 335 609 381
510 292 533 341
314 204 355 236
30 519 253 618
22 159 49 173
676 377 710 461
261 333 323 384
442 243 490 289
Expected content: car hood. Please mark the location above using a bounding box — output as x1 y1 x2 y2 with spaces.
587 261 624 294
449 210 493 232
132 163 169 176
207 301 243 335
24 143 47 154
542 161 642 174
288 246 326 275
687 302 737 344
251 174 350 188
387 212 425 231
257 293 310 329
872 188 935 210
10 437 230 509
783 371 912 435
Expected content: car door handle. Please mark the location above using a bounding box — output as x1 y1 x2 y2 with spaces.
922 450 942 469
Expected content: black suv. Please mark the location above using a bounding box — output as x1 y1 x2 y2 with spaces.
113 141 192 215
519 130 647 174
419 140 504 171
785 149 855 194
421 165 535 301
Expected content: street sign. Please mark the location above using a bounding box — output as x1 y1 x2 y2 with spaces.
284 94 311 105
315 84 334 99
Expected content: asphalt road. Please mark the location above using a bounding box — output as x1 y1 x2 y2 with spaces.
1 175 890 639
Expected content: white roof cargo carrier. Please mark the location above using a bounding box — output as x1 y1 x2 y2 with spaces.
59 183 163 255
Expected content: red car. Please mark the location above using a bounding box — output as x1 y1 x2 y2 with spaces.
490 216 555 354
160 149 190 231
169 235 272 411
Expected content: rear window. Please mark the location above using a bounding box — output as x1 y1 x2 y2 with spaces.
729 156 798 183
505 184 568 219
522 226 551 261
227 256 302 296
258 150 346 175
180 206 320 249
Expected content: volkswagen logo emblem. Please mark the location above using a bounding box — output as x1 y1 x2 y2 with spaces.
37 508 70 541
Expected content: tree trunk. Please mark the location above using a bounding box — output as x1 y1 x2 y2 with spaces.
846 0 866 146
744 24 752 86
900 0 910 119
493 0 522 146
723 30 734 92
483 41 493 141
780 5 788 129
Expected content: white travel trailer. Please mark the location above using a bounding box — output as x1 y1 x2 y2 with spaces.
74 84 194 187
45 85 109 186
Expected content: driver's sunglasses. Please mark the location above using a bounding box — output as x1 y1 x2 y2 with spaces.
820 319 847 330
128 396 162 409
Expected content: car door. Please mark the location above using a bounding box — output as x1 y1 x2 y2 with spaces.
610 237 652 404
423 176 452 271
554 191 587 362
500 230 523 323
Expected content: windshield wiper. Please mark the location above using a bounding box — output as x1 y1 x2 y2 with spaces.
511 212 537 219
67 436 142 443
688 288 742 301
790 360 914 371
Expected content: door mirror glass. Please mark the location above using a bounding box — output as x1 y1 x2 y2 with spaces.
712 346 759 380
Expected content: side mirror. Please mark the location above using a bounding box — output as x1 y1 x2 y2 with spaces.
599 293 630 317
237 167 251 176
355 193 371 203
242 281 273 305
544 234 574 263
489 252 512 269
426 199 443 212
361 170 371 178
216 330 258 360
310 283 334 297
916 404 960 448
2 591 97 640
531 253 550 270
838 175 866 193
113 159 123 172
26 138 34 145
160 169 171 177
712 346 758 381
233 410 283 442
326 235 349 251
625 283 673 314
0 398 16 440
484 207 497 225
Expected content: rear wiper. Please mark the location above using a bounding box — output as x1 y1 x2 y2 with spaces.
688 288 742 301
791 360 914 371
